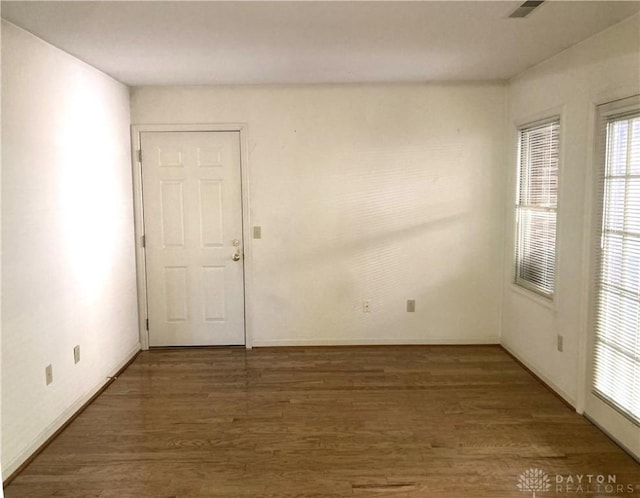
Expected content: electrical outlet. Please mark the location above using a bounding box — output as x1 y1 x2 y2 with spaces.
74 345 81 364
407 299 416 312
557 334 564 352
45 364 53 385
363 300 371 313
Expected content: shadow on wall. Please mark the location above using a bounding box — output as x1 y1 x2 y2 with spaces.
256 149 487 339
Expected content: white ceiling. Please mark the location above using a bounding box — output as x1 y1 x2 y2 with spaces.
2 1 639 86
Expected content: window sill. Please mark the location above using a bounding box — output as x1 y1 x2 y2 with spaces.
509 283 557 311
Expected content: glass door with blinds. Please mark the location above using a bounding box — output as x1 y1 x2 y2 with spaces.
586 95 640 460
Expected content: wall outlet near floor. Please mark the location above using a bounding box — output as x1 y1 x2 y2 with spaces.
74 345 81 364
45 364 53 385
407 299 416 312
557 334 564 352
363 300 371 313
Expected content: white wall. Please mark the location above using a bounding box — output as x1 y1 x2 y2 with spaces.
1 22 140 477
502 15 640 406
132 83 507 346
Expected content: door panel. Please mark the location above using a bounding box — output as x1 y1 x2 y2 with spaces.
160 181 185 247
200 180 224 246
141 131 245 346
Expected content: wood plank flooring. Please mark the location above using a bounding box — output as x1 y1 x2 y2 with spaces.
4 346 639 497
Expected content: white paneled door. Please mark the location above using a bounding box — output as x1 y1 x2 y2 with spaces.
141 131 245 346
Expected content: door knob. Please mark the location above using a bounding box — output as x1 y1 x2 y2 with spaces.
232 252 241 261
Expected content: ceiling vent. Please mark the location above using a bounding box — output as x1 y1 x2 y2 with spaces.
509 0 545 18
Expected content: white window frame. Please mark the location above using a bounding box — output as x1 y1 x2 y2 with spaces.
584 94 640 460
514 116 561 299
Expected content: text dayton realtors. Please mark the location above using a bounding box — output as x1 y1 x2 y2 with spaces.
554 474 635 494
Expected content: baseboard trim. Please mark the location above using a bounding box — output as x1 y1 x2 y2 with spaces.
252 337 501 347
583 414 640 464
500 343 576 409
3 343 141 486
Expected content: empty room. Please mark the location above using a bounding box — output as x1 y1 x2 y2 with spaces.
1 1 639 496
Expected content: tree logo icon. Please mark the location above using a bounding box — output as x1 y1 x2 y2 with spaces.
517 468 551 497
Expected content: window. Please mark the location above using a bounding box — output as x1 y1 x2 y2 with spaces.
593 104 640 425
515 118 560 297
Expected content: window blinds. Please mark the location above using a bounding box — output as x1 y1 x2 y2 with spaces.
593 107 640 425
515 119 560 297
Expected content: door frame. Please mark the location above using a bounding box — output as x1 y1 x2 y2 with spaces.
578 87 640 415
580 94 640 461
130 124 254 350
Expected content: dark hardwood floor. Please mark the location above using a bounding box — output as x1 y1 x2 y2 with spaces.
4 346 639 497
